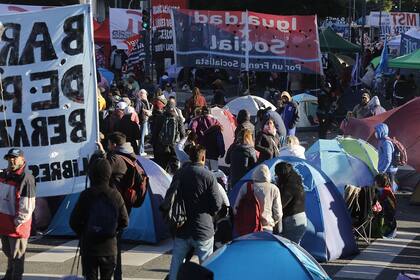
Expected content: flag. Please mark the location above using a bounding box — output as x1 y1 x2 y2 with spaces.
125 32 146 73
351 53 361 86
375 39 389 77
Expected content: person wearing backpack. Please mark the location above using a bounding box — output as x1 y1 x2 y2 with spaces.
233 164 282 236
95 132 147 280
168 145 222 280
70 158 129 280
374 123 399 189
152 104 185 173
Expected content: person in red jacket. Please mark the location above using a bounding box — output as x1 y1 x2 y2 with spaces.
0 148 36 280
184 87 207 122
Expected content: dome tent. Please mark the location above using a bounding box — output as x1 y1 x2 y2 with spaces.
224 95 275 117
306 139 375 195
46 157 171 243
292 93 318 128
229 156 358 262
203 232 331 280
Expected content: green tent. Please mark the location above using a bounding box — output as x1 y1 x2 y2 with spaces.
388 48 420 70
319 27 361 53
336 137 379 174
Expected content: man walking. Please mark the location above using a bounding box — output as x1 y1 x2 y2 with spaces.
168 145 222 280
0 148 36 280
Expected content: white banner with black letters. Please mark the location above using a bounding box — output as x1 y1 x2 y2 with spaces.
0 4 98 197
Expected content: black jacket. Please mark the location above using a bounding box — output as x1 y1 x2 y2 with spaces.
225 143 257 186
151 110 185 149
70 158 129 257
116 115 141 154
277 171 306 217
255 131 280 163
174 163 222 241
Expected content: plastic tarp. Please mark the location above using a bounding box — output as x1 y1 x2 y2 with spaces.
388 48 420 70
293 93 318 127
203 232 331 280
306 139 375 195
319 27 361 53
224 95 275 117
210 107 237 167
342 97 420 173
229 156 358 262
46 157 171 243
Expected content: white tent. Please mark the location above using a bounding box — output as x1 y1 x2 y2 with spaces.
292 93 318 128
210 107 237 167
224 95 275 117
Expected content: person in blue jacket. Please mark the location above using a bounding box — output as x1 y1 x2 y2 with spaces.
374 123 398 188
276 91 300 136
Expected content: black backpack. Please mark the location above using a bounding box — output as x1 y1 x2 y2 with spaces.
86 193 119 238
158 115 179 146
160 173 187 231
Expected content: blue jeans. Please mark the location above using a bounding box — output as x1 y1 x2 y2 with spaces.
139 121 148 154
281 212 307 244
169 237 214 280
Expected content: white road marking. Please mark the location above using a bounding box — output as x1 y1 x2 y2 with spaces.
334 231 418 279
121 239 173 266
26 240 79 263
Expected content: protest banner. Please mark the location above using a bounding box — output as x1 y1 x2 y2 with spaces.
152 0 187 58
0 3 50 14
109 8 144 49
171 9 323 74
368 12 419 36
0 4 99 197
400 33 420 55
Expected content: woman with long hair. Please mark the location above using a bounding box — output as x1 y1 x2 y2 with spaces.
185 87 207 122
255 118 280 163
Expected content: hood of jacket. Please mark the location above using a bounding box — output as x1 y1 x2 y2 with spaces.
252 164 271 183
116 142 135 155
374 123 389 139
368 96 381 109
88 158 112 188
281 91 292 102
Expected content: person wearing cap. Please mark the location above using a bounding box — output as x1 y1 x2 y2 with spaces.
0 148 36 280
276 91 300 136
352 90 372 119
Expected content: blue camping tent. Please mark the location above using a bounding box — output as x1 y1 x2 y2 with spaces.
306 139 375 195
47 157 171 243
229 157 358 262
203 232 331 280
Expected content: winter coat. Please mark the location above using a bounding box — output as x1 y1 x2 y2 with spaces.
255 131 280 163
0 165 36 238
190 115 221 144
116 114 141 154
277 171 306 218
185 95 207 120
374 123 397 173
70 159 129 257
151 110 185 150
234 165 282 231
279 145 306 159
352 103 372 119
234 121 255 142
201 125 225 160
174 163 223 241
278 101 299 130
225 143 257 186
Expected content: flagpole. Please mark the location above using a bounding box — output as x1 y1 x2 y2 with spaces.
245 10 250 94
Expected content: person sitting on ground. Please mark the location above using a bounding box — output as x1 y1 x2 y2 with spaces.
234 109 255 142
374 173 397 238
255 118 280 163
233 164 282 234
352 90 372 119
275 162 307 244
368 95 386 116
70 158 129 280
225 129 257 188
279 135 306 159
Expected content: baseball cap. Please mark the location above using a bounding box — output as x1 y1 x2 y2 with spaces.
4 148 24 159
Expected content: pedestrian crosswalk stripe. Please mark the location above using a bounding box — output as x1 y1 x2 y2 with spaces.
26 240 79 263
121 239 173 266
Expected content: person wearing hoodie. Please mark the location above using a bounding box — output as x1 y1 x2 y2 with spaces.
116 106 141 155
234 109 255 142
275 162 307 244
374 123 398 187
368 96 386 116
226 129 258 187
279 136 306 159
255 118 280 163
276 91 300 136
352 90 372 119
233 164 282 233
70 158 129 280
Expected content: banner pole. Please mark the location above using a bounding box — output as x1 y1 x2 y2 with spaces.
245 10 250 94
